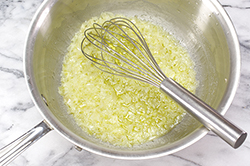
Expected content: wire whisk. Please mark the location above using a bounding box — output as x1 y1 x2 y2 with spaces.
81 17 166 88
81 17 246 148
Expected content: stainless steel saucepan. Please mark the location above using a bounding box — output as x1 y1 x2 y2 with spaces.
0 0 246 165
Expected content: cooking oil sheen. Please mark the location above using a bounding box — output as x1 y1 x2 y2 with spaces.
59 12 197 147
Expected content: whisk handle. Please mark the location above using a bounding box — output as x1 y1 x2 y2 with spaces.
160 78 247 148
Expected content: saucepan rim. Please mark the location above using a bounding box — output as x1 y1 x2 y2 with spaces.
24 0 241 159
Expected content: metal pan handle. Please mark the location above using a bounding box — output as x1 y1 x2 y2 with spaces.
0 121 52 166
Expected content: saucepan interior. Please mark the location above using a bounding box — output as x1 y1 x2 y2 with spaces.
25 0 240 159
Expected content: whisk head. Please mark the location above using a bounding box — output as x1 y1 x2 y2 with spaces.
81 17 167 88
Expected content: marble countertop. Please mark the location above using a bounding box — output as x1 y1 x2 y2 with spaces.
0 0 250 165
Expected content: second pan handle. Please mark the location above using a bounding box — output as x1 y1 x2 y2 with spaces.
0 121 52 166
160 78 247 149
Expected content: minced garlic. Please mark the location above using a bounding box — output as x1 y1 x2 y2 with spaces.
59 12 197 147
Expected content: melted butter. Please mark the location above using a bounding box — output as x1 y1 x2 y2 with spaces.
59 12 197 147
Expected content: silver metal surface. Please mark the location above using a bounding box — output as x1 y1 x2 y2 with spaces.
0 0 244 162
160 78 247 148
81 17 166 87
0 121 51 166
81 17 246 148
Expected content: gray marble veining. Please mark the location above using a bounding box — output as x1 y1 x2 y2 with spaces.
0 0 249 165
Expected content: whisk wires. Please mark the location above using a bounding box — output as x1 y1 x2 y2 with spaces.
81 17 167 88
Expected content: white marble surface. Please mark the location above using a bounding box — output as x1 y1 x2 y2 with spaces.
0 0 250 165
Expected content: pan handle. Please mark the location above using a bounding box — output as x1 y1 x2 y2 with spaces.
0 121 52 166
